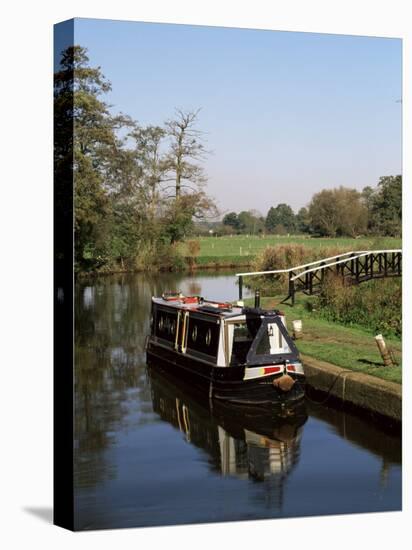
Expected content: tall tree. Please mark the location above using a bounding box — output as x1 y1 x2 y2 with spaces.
237 211 264 234
160 109 217 243
308 187 367 237
368 176 402 236
265 204 296 233
222 212 240 231
164 109 207 198
55 45 134 265
296 207 311 234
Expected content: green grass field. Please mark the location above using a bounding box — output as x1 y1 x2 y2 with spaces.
255 295 402 384
181 235 401 266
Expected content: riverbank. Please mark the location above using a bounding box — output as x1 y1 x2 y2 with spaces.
302 354 401 424
258 296 402 384
77 234 401 276
75 261 253 278
256 295 402 422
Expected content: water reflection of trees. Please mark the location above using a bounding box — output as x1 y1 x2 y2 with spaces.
74 272 188 489
306 401 401 489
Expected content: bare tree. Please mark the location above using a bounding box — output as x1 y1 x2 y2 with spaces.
164 109 207 198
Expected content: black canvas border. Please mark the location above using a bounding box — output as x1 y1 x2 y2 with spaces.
53 18 75 531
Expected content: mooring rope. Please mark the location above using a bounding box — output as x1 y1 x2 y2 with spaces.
304 369 355 406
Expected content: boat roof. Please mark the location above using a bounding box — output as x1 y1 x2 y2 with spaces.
152 296 284 319
152 296 243 318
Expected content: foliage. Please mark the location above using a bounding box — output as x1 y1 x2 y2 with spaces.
185 240 201 267
245 244 346 295
265 203 296 233
295 207 311 233
366 175 402 236
55 46 117 265
55 45 217 273
308 186 367 237
57 45 401 274
219 176 400 240
222 212 240 231
237 210 265 234
317 275 402 338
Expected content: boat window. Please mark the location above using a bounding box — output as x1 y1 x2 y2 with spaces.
255 322 292 355
155 309 179 343
230 322 254 366
234 323 254 341
186 317 220 358
205 328 211 346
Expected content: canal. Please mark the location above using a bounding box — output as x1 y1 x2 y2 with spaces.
74 271 401 530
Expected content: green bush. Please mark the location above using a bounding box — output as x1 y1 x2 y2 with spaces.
134 241 185 272
247 244 352 295
318 275 401 338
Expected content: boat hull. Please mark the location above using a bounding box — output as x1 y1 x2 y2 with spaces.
146 343 305 407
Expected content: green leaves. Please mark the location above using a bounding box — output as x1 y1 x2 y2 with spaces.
55 45 216 272
265 204 296 233
368 176 402 237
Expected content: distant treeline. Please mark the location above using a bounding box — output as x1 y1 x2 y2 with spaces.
216 177 402 238
55 46 401 275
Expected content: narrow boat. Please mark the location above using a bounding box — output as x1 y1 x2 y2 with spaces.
146 292 305 406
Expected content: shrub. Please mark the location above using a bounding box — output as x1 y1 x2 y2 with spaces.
185 240 201 268
247 244 352 295
318 276 401 338
134 241 185 271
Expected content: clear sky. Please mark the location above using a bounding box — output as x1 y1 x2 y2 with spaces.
69 18 401 216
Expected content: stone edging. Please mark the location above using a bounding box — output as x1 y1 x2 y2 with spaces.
301 354 402 422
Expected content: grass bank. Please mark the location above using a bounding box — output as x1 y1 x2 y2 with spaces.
254 295 402 385
183 234 401 266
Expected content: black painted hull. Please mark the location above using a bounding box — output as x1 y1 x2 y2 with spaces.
146 343 306 407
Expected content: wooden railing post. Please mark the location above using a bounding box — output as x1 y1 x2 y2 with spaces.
288 273 295 306
237 249 400 305
254 289 261 308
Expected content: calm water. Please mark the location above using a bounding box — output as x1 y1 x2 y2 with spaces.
74 271 401 530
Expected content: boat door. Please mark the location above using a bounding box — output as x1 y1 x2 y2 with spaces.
174 310 189 353
246 317 299 366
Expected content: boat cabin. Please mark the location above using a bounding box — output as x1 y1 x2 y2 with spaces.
150 293 300 370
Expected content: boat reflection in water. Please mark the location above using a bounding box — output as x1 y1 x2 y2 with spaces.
148 363 307 487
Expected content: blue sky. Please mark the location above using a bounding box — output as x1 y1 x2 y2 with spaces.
64 18 401 215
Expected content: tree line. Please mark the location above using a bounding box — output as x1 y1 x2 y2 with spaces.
221 176 402 237
55 45 401 276
55 45 217 272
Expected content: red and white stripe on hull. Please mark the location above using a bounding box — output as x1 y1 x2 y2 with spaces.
243 362 305 380
286 363 305 375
